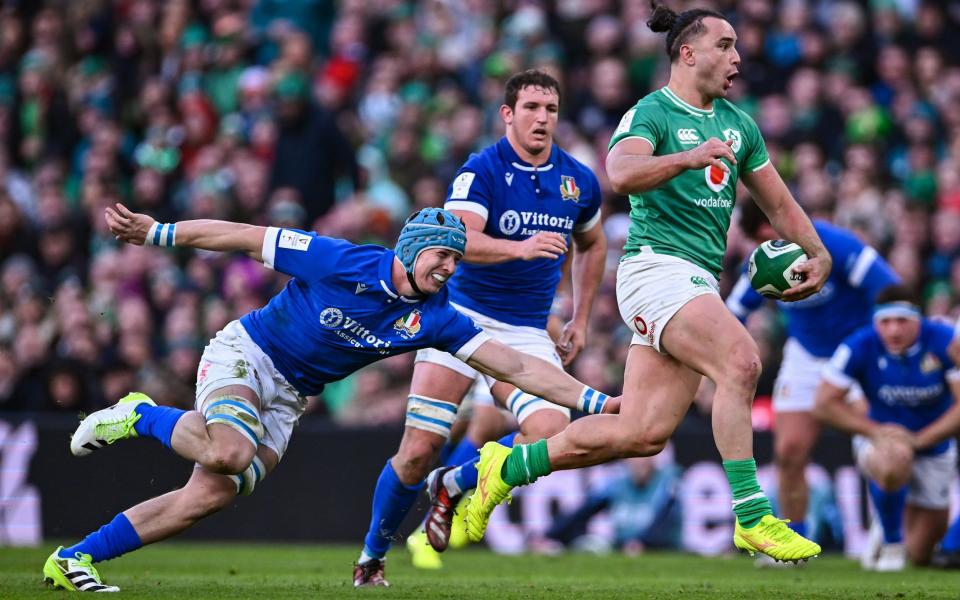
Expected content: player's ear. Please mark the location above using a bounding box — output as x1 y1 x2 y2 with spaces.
499 104 514 125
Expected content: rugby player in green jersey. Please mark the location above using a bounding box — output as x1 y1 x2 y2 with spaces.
466 2 832 563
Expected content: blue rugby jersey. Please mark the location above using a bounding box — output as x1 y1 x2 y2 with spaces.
726 221 900 358
239 227 487 396
444 136 602 328
823 319 960 456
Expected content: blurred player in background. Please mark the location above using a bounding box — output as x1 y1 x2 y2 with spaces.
726 201 899 556
815 285 960 571
42 205 615 592
464 2 832 563
357 69 607 579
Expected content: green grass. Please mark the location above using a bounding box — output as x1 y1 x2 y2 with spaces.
4 543 959 599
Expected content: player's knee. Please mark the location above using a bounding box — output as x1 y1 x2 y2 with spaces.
731 351 762 389
774 439 809 471
519 410 568 440
616 422 670 458
200 441 255 475
394 433 444 483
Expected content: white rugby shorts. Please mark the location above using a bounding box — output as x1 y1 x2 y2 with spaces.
415 302 569 421
195 320 307 459
616 249 720 352
773 338 864 412
853 436 958 509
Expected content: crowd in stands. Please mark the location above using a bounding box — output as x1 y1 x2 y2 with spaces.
1 0 959 426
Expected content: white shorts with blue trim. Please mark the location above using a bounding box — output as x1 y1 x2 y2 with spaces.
773 338 864 412
415 302 569 421
195 320 307 459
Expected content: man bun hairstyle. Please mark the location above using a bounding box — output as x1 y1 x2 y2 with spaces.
647 1 727 61
504 69 561 110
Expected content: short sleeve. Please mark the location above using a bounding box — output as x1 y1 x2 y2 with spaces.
609 104 664 152
430 304 489 360
928 322 960 381
575 172 603 232
444 154 494 223
740 114 770 172
822 332 868 389
261 227 348 281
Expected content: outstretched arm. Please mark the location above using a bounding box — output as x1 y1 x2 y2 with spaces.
466 338 618 414
105 203 268 262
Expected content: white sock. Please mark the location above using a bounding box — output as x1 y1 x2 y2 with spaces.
443 467 463 497
359 550 380 564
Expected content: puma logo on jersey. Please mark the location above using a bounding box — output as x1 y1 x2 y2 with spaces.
505 172 514 186
676 128 700 144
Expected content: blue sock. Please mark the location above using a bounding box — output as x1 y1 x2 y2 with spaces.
437 441 454 466
868 480 907 544
788 520 807 538
444 438 479 467
133 404 185 450
941 514 960 552
362 460 424 560
454 432 518 492
58 513 142 563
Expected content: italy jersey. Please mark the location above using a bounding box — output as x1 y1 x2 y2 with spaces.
443 136 602 329
726 221 901 358
239 228 487 396
823 319 960 457
610 87 769 277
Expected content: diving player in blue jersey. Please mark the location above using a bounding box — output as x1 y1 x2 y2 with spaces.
815 285 960 571
358 69 608 580
726 202 899 549
41 204 615 593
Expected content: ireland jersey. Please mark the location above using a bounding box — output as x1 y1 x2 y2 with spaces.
239 228 487 396
609 87 770 276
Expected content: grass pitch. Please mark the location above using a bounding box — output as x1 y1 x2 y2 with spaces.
3 543 959 599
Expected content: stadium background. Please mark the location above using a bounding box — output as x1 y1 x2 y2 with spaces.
1 0 960 561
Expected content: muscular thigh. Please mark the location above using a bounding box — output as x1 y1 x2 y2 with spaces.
659 293 758 383
620 344 702 435
409 359 476 403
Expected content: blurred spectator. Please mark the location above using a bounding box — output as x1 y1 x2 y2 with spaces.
269 70 359 221
529 451 682 555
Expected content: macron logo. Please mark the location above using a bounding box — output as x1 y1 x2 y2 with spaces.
677 128 700 144
355 282 368 294
505 173 514 186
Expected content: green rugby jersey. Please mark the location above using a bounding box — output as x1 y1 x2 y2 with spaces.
609 86 769 277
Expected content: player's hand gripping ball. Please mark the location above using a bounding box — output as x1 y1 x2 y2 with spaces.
748 240 808 299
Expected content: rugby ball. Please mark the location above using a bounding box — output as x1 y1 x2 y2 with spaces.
748 240 807 299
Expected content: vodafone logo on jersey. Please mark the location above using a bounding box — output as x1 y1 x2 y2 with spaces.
704 164 730 192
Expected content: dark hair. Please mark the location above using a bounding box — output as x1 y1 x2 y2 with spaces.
875 284 921 307
738 201 770 238
504 69 561 110
647 1 727 61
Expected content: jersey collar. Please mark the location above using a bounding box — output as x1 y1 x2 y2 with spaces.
378 250 420 304
660 86 716 119
498 136 557 172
